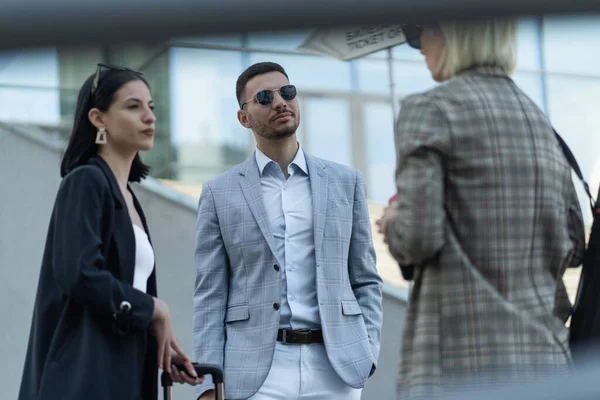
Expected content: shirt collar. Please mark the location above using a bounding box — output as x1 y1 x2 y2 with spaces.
255 144 308 176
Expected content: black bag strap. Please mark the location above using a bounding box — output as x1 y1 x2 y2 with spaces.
555 129 596 213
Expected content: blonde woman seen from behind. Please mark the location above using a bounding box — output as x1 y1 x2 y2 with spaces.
377 19 585 399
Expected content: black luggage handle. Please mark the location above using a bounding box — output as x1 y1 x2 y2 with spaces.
161 363 224 400
161 363 224 385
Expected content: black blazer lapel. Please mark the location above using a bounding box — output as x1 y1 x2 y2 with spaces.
88 157 136 285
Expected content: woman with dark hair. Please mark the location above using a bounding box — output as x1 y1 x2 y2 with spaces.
19 64 202 400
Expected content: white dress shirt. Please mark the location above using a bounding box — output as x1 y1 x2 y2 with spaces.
255 145 320 329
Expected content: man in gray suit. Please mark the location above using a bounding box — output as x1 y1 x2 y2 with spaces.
189 62 383 400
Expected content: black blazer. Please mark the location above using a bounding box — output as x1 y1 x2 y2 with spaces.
19 157 159 400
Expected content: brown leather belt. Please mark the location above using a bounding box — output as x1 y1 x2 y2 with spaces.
277 329 324 344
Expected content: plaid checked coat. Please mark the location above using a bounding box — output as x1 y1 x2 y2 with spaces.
386 66 586 399
193 153 383 399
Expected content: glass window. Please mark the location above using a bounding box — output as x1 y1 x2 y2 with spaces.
0 48 60 124
364 102 396 203
0 86 59 124
0 48 59 87
393 61 437 97
247 30 312 51
516 17 541 71
547 74 600 225
248 53 352 92
392 42 425 62
542 15 600 76
366 48 390 60
512 71 545 111
302 98 352 166
354 58 391 95
169 48 250 183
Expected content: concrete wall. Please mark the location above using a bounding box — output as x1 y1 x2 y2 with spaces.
0 125 64 399
0 124 407 400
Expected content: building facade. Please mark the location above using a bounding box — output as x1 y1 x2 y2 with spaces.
0 15 599 220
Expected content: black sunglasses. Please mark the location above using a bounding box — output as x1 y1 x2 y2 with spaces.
241 85 297 109
401 24 422 50
91 63 143 95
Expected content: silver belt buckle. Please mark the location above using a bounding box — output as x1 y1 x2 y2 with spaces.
281 330 288 344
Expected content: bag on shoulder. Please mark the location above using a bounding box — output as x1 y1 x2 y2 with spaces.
555 131 600 354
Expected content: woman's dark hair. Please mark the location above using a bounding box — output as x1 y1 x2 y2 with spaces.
60 68 151 182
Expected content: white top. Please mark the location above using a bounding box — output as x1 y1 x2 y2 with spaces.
132 224 155 293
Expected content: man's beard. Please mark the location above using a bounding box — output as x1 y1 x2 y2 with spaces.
253 117 299 141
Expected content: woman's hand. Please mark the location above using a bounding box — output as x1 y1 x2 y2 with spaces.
150 298 204 385
169 349 205 386
376 204 398 243
150 298 178 372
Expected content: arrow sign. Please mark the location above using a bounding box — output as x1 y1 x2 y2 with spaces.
297 24 407 61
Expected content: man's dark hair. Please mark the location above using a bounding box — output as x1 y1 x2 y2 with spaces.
236 62 289 107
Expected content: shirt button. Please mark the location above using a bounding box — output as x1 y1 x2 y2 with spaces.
273 302 280 310
274 264 280 271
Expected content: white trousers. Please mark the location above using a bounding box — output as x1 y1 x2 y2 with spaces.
246 342 362 400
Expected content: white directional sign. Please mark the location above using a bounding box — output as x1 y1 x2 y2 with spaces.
297 25 407 61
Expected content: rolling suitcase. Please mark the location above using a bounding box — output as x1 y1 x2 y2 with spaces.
161 363 224 400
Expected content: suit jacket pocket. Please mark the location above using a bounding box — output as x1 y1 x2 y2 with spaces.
341 300 363 316
225 304 250 323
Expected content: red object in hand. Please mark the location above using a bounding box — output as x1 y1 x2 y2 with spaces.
388 193 398 205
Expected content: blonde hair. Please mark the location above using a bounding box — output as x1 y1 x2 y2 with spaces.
435 18 518 80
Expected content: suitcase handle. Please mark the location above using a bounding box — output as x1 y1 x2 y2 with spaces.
161 363 224 386
161 363 225 400
179 362 224 383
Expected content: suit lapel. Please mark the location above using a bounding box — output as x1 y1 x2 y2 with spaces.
238 157 283 267
306 155 328 261
89 157 136 285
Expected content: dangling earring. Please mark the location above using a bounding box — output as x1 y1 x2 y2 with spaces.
95 128 107 144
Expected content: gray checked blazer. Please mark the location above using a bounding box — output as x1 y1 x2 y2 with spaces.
193 152 383 399
386 66 586 399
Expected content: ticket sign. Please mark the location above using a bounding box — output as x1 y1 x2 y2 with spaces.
297 25 407 61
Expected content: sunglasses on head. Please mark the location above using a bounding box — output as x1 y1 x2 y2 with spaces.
91 63 143 96
401 24 423 50
241 84 297 109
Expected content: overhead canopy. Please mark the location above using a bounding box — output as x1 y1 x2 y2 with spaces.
0 0 598 50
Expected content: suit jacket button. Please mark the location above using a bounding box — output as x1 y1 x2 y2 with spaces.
274 264 280 272
273 302 280 310
119 301 132 313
